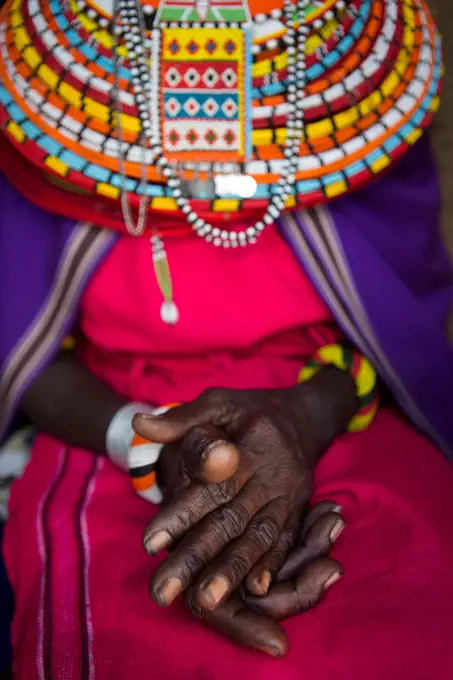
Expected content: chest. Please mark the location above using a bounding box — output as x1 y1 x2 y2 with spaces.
80 227 333 355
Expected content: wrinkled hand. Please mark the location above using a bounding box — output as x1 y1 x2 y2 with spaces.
186 502 344 658
135 371 355 610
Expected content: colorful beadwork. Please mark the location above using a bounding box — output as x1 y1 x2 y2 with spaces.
0 0 443 221
298 344 380 433
155 0 250 25
128 431 163 503
127 403 181 503
157 26 251 162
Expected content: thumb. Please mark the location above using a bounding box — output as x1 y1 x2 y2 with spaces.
133 392 232 444
133 403 191 445
133 398 239 484
181 423 240 484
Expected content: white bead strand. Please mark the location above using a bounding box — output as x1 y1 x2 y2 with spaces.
115 0 309 247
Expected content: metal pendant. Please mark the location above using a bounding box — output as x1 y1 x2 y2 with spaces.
181 176 216 199
214 173 257 199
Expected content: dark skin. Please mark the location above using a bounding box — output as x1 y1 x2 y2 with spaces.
135 367 357 610
21 351 354 656
185 500 345 658
21 351 125 453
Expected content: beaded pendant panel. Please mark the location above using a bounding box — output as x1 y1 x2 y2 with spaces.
156 26 252 163
0 0 443 219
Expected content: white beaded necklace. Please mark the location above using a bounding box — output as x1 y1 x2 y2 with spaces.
112 0 309 248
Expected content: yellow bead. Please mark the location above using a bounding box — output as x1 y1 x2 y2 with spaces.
325 179 348 198
213 199 240 212
22 45 41 70
38 64 59 90
334 108 359 129
298 365 319 383
45 156 69 176
318 344 346 370
7 121 25 143
355 359 376 398
381 70 403 99
152 197 177 211
83 99 110 122
97 183 120 199
307 118 334 139
370 155 391 174
59 81 82 108
406 128 423 146
14 26 31 52
348 403 379 433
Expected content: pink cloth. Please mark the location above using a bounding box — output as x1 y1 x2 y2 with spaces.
6 415 453 680
5 228 453 678
78 227 338 403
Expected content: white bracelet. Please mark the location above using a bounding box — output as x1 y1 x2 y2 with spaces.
105 402 154 471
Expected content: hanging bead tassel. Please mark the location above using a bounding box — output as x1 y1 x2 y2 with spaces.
150 235 180 325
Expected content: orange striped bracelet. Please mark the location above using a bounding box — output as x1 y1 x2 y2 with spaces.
128 403 180 504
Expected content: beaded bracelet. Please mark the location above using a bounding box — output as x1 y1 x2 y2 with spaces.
128 403 180 504
298 345 379 433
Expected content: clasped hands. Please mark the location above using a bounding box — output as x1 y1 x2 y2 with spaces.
135 383 347 657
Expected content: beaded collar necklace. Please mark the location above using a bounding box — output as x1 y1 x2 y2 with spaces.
0 0 441 233
0 0 442 323
112 0 309 248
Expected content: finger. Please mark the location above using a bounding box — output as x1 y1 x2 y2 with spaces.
148 479 269 606
245 513 301 596
245 503 342 594
133 390 234 444
180 424 240 484
245 557 343 621
143 475 242 555
186 589 288 658
194 498 289 611
156 442 183 499
276 510 344 583
299 500 342 543
156 427 240 504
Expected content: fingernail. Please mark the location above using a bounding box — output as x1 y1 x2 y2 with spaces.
207 442 234 462
138 412 164 421
257 570 271 596
332 504 343 514
324 572 342 591
330 519 345 543
201 575 230 608
158 578 182 606
203 443 239 484
257 644 285 658
145 530 172 554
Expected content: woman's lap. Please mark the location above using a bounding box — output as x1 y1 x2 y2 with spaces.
5 409 453 680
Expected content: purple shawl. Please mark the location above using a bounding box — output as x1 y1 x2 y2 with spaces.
1 137 453 457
